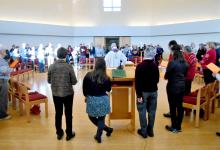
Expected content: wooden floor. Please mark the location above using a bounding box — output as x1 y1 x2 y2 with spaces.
0 66 220 150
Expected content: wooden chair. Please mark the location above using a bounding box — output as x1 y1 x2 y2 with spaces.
86 58 95 70
8 79 20 109
183 84 210 127
210 80 220 113
8 79 13 102
208 81 218 113
18 82 48 122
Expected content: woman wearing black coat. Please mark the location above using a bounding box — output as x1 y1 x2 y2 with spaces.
164 45 188 133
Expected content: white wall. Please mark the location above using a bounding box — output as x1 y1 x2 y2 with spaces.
0 19 220 50
0 34 93 48
131 33 220 58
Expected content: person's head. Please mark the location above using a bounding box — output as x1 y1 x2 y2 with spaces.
111 43 118 52
92 58 107 85
57 47 67 59
95 58 106 72
199 43 205 49
206 42 216 50
22 43 26 49
0 44 6 58
184 45 192 53
172 44 185 61
190 42 196 49
143 47 156 60
168 40 177 49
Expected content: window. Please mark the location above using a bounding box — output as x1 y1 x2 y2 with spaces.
103 0 121 12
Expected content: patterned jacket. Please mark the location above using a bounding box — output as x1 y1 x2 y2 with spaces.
48 59 77 97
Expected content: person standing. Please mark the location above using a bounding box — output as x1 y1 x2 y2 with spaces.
212 73 220 137
201 42 216 85
183 46 197 95
135 47 159 138
48 47 77 141
163 40 178 118
83 58 113 143
104 43 127 68
0 48 12 120
196 43 206 62
164 45 188 133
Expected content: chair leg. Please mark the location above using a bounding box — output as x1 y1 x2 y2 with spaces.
195 108 200 127
12 95 16 110
211 100 215 113
190 109 194 122
204 105 209 121
26 103 31 123
45 101 48 118
19 101 23 115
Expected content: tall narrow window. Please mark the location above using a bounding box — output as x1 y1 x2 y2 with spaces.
103 0 121 12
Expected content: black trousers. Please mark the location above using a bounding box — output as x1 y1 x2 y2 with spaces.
203 69 216 85
167 91 185 130
53 94 73 136
185 80 192 95
88 116 109 137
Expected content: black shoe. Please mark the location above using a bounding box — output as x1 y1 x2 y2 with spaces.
106 127 113 137
216 132 220 137
94 135 101 143
57 132 64 140
137 129 147 138
66 132 75 141
147 129 154 137
165 125 179 133
163 112 171 118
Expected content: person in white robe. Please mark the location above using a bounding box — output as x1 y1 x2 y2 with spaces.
104 43 127 68
46 43 54 66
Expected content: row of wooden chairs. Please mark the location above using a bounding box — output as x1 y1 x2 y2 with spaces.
10 68 34 81
8 79 48 122
183 80 219 127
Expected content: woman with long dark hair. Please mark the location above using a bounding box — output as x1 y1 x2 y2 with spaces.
83 58 113 143
164 45 188 133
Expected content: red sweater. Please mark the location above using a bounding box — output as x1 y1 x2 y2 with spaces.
184 52 197 80
201 49 216 69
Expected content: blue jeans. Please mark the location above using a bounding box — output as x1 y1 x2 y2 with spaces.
0 79 9 118
137 91 158 135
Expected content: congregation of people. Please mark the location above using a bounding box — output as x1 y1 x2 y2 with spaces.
1 39 220 144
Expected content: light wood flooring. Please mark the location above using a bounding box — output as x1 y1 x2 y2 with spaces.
0 67 220 150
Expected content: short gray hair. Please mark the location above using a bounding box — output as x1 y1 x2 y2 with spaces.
184 45 192 52
57 47 67 59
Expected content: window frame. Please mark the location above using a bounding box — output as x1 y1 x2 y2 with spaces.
103 0 121 12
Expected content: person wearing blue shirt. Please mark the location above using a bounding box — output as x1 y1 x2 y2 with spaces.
0 48 12 120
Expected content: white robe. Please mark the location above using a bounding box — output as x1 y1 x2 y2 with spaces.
104 50 127 68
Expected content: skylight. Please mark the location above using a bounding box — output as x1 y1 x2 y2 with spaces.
103 0 121 12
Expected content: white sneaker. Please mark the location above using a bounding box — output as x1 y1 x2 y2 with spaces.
0 115 12 121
